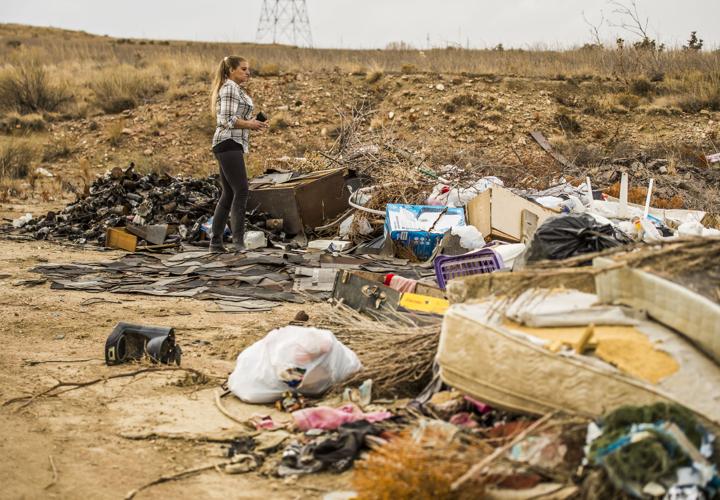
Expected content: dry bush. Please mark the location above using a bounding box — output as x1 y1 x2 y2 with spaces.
365 62 385 84
253 62 281 77
269 111 291 131
0 138 38 179
629 77 653 96
352 430 487 500
0 111 46 133
105 120 125 146
42 136 74 162
0 59 72 113
90 64 167 113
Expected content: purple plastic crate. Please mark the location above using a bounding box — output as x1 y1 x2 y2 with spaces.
434 248 503 290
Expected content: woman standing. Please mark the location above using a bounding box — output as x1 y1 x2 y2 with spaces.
209 56 268 252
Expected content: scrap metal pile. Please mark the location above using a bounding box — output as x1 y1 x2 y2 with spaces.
12 164 226 245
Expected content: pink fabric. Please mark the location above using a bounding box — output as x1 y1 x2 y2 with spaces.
250 414 283 430
292 404 393 431
464 396 492 414
388 275 418 294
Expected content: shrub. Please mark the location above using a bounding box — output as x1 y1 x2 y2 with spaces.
42 137 74 162
555 112 582 135
630 77 653 96
0 61 72 113
366 69 384 84
0 139 38 179
0 111 46 133
91 65 167 114
253 63 281 77
106 121 125 146
269 111 291 131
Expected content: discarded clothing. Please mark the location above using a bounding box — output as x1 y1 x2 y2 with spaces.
293 403 393 431
279 420 381 476
383 273 418 293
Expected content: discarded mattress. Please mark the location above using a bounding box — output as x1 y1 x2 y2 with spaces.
595 257 720 366
437 291 720 428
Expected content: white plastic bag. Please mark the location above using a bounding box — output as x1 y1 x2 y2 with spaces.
228 326 362 403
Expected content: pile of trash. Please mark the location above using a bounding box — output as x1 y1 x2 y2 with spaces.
7 130 720 499
11 164 222 245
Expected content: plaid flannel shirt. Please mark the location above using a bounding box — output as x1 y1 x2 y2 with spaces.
212 79 254 152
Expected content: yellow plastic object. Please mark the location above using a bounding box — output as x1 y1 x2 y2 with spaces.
399 293 449 315
105 227 137 252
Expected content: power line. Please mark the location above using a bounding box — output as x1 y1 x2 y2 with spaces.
256 0 313 47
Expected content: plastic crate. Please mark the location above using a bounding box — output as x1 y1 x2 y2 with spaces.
434 248 503 290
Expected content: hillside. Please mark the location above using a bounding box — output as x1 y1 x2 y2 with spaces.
1 23 719 220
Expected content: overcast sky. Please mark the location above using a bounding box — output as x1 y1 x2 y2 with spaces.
2 0 718 49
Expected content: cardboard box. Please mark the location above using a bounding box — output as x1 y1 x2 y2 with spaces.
465 185 558 242
385 204 466 260
247 168 349 235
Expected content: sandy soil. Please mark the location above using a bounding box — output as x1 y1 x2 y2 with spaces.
0 237 348 500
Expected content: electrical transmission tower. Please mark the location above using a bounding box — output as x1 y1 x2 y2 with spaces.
256 0 313 47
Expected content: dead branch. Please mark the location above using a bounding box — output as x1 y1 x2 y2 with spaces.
213 389 255 429
24 358 98 366
124 460 232 500
119 431 250 443
451 412 556 491
44 455 58 490
2 367 218 410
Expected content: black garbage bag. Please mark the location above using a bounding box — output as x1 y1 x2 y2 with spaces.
525 214 631 262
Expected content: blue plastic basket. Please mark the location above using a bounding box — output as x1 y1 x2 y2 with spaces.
434 248 503 290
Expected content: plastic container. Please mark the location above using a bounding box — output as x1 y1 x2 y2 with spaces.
244 231 267 249
434 248 503 290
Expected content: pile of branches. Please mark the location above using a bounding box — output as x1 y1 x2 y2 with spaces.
315 304 441 397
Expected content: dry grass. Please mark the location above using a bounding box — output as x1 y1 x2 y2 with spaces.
0 56 72 113
268 111 291 131
105 120 125 146
0 111 46 133
2 24 719 120
315 305 441 397
0 137 38 180
90 64 168 113
353 430 488 500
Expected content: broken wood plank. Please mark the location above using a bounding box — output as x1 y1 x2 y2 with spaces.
530 131 577 169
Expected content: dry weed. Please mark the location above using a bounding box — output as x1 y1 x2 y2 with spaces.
90 64 167 113
0 137 38 179
0 58 72 113
105 120 125 146
353 429 488 500
269 111 291 131
42 136 74 162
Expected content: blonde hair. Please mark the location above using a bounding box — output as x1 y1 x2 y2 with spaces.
210 56 247 115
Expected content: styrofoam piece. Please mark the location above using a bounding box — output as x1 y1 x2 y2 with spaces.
307 240 352 252
594 258 720 365
243 231 267 249
438 299 720 428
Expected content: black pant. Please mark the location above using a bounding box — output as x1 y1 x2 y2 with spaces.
211 149 248 247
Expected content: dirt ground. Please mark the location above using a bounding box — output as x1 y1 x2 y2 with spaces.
0 236 350 500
